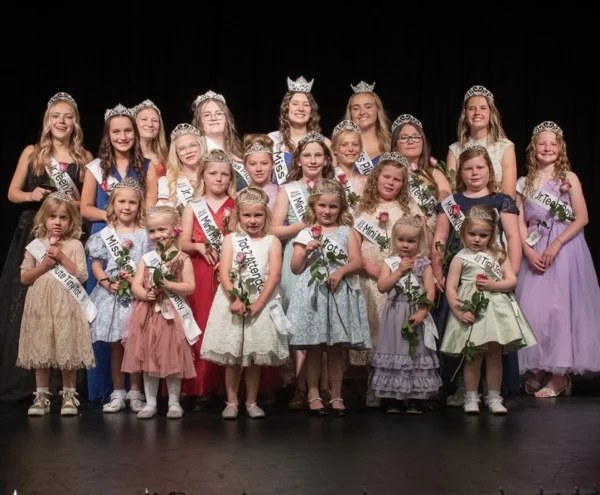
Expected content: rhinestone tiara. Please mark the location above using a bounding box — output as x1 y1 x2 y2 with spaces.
133 99 161 116
47 190 73 203
202 148 232 164
464 85 494 102
391 114 423 132
112 177 142 193
533 120 563 136
287 76 314 92
394 215 423 229
379 151 409 167
461 142 488 154
310 179 344 198
194 90 226 107
171 123 201 140
47 92 77 109
147 205 178 215
465 209 495 221
332 120 361 136
238 187 269 206
351 81 375 93
105 103 134 121
298 130 326 145
244 142 273 156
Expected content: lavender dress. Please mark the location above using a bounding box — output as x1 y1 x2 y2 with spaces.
516 178 600 375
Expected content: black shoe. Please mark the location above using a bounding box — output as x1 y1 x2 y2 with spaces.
406 399 423 414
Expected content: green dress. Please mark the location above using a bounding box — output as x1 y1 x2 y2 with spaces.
440 248 537 356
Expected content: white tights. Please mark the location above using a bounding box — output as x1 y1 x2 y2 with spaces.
143 372 181 409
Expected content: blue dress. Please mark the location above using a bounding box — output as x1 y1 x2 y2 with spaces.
86 159 150 402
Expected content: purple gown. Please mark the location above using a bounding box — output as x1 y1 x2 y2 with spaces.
516 179 600 375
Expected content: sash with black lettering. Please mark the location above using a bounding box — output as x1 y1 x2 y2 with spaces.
233 234 291 335
440 194 465 232
99 226 137 272
284 182 307 223
353 214 389 251
142 250 201 345
455 249 503 281
46 158 80 199
176 177 195 206
232 161 251 187
189 197 223 253
409 174 437 216
86 158 119 191
25 238 97 323
355 149 374 175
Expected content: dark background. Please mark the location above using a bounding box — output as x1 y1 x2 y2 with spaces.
1 21 598 272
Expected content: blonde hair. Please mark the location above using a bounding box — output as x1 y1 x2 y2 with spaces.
391 215 427 258
165 133 206 205
32 196 82 241
331 129 363 168
302 179 354 227
523 131 571 197
457 95 507 147
231 186 272 236
344 91 391 153
105 186 145 228
196 152 237 198
134 105 169 164
354 160 411 216
459 204 506 264
455 147 499 195
146 206 182 249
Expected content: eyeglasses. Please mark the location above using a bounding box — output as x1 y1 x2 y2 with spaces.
176 142 199 154
397 135 422 143
201 111 225 120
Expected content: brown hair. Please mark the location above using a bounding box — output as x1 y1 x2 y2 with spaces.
302 179 354 227
105 186 145 228
455 147 499 195
32 195 82 241
287 140 335 182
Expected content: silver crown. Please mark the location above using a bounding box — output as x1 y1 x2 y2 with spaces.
379 151 409 167
133 99 161 116
461 142 488 154
332 120 361 136
287 76 314 92
391 114 423 132
47 190 73 203
171 123 201 140
238 187 269 205
533 120 563 136
194 90 226 107
244 142 273 156
311 179 344 198
351 81 375 93
202 149 232 164
147 205 178 215
466 209 495 221
112 177 142 193
394 215 423 229
47 92 77 109
104 103 133 121
464 85 494 102
298 130 325 145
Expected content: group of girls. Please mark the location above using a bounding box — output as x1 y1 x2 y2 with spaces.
1 78 599 421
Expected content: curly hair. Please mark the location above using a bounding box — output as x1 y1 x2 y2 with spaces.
457 95 507 147
460 203 506 264
276 92 322 154
354 160 411 216
523 131 571 197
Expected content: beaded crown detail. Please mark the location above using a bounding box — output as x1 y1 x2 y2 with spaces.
48 191 73 203
460 142 488 154
287 76 314 92
133 99 161 116
332 120 361 136
351 81 375 93
202 148 232 164
391 114 423 132
244 142 273 156
238 187 268 206
394 215 422 229
533 120 563 136
104 103 133 121
171 123 201 140
147 205 178 215
310 179 344 198
48 92 77 109
194 90 226 107
464 85 494 102
466 209 495 221
298 130 325 145
112 177 142 193
379 151 409 167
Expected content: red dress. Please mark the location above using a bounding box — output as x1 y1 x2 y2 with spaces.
181 197 235 397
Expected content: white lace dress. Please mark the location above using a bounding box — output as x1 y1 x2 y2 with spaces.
449 135 513 185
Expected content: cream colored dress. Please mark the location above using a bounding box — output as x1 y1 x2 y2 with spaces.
449 136 513 186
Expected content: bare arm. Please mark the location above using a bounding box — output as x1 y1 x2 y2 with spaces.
554 171 589 244
20 251 55 285
377 258 412 293
8 145 51 203
445 257 464 318
500 146 517 199
218 234 235 296
271 187 305 240
432 168 452 202
500 210 522 275
446 148 457 173
431 211 450 285
80 169 107 223
163 255 195 296
145 162 158 208
131 259 150 300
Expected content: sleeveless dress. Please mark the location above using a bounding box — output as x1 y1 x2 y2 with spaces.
516 179 600 375
201 234 289 367
181 196 236 397
121 251 196 378
449 136 513 187
0 163 83 402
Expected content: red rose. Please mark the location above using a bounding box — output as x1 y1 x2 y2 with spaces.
121 239 134 249
451 205 461 216
378 212 390 222
560 181 572 193
307 179 316 191
169 226 183 238
100 181 109 192
311 225 323 238
430 157 438 166
338 174 348 184
476 274 488 281
223 207 232 218
59 162 69 173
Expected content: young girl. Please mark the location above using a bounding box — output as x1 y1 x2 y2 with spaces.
133 99 168 178
201 187 289 419
121 206 197 419
286 179 371 415
330 120 367 207
370 215 442 414
16 192 95 416
180 148 236 405
441 204 537 415
86 177 151 413
515 121 600 397
242 134 278 211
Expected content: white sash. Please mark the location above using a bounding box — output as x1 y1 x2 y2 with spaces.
142 250 201 345
355 149 374 175
233 234 292 335
517 178 574 224
232 161 251 186
99 226 137 272
86 158 119 191
46 158 80 199
456 249 503 280
25 238 97 323
353 214 388 248
176 177 195 206
334 167 358 202
384 255 438 351
189 197 223 252
273 152 288 185
409 175 437 216
284 182 307 223
440 194 465 231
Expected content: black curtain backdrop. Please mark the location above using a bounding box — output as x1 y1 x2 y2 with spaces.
1 22 598 271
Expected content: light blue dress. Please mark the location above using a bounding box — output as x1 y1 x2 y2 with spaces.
285 225 372 350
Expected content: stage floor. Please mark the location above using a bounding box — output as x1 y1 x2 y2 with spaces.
1 394 599 495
